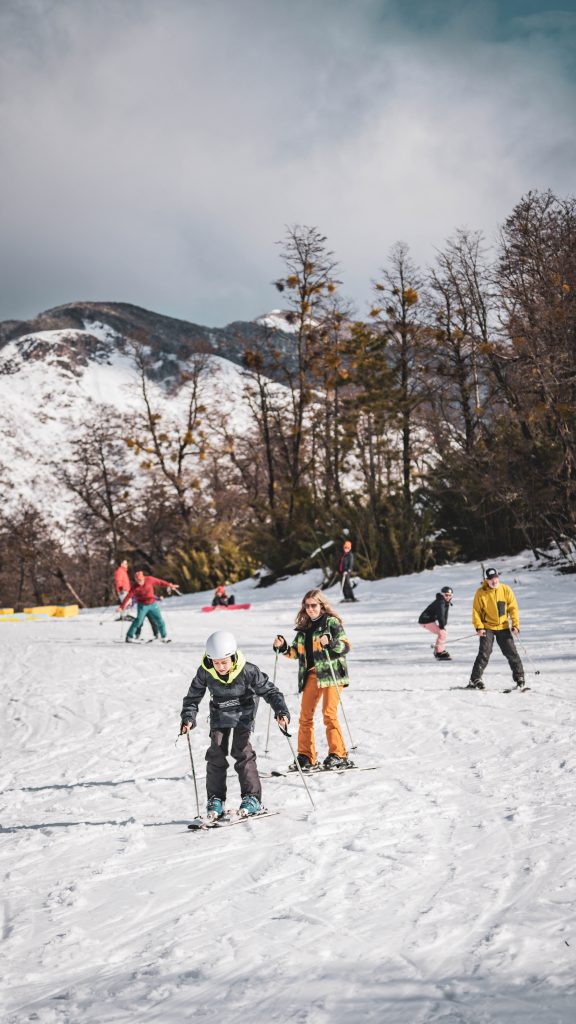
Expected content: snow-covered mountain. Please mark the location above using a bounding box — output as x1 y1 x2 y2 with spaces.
0 300 295 373
0 301 294 518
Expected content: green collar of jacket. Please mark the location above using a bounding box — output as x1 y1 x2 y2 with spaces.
202 650 246 685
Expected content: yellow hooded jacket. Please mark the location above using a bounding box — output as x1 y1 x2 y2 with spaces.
472 581 520 632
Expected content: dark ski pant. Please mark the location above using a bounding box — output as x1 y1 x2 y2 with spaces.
341 572 356 601
471 629 524 683
126 601 166 640
206 726 261 802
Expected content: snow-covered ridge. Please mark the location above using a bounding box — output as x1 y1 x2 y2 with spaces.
255 308 299 333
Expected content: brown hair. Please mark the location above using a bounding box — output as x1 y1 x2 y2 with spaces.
294 589 343 630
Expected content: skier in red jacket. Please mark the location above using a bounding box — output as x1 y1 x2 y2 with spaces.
114 559 131 600
114 559 132 620
119 570 177 644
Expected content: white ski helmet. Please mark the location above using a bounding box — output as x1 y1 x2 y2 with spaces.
205 630 237 660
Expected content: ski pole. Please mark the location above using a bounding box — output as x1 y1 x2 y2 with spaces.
517 639 541 676
430 632 477 651
98 605 119 626
264 652 279 754
278 724 315 809
324 653 357 751
185 731 201 819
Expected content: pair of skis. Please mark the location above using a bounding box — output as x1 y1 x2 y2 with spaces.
186 765 382 830
261 764 381 778
188 809 277 831
114 637 172 645
450 684 531 694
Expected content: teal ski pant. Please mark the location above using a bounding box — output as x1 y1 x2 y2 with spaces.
126 601 166 639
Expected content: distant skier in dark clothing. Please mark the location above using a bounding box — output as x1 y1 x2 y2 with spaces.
179 630 290 820
212 584 236 607
419 586 453 660
337 540 357 602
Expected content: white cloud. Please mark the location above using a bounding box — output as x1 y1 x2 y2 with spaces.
1 0 575 324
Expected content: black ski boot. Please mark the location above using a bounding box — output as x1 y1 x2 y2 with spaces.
466 679 485 690
434 651 452 661
323 754 354 770
288 753 319 773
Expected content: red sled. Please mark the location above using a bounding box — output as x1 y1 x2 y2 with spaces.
201 603 252 612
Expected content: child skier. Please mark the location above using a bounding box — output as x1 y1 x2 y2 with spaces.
179 630 290 820
418 586 453 660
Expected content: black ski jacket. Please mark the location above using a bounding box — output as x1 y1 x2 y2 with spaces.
181 651 289 731
338 550 354 574
418 594 451 629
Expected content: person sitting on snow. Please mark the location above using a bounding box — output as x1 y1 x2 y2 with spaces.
211 584 236 607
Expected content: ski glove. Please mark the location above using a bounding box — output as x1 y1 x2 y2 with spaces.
274 635 288 654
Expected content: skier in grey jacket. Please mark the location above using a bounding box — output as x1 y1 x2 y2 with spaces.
180 630 290 820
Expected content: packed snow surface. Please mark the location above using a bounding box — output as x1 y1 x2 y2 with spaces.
1 554 575 1023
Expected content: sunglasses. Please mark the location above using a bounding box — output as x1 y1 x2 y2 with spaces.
304 602 321 609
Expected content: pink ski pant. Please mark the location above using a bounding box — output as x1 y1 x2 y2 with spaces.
420 623 446 653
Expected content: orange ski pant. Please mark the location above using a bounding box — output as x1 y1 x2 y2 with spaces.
297 668 347 764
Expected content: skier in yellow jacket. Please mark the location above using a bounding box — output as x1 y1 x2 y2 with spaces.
468 567 525 690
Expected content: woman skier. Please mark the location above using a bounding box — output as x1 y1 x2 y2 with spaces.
273 589 353 771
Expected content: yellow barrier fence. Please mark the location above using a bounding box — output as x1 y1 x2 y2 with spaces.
0 605 79 621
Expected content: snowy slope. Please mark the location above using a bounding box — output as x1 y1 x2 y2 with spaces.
1 553 575 1023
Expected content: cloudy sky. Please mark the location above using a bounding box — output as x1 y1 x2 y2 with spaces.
1 0 575 327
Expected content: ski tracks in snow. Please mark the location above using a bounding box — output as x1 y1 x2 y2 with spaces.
1 570 576 1023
